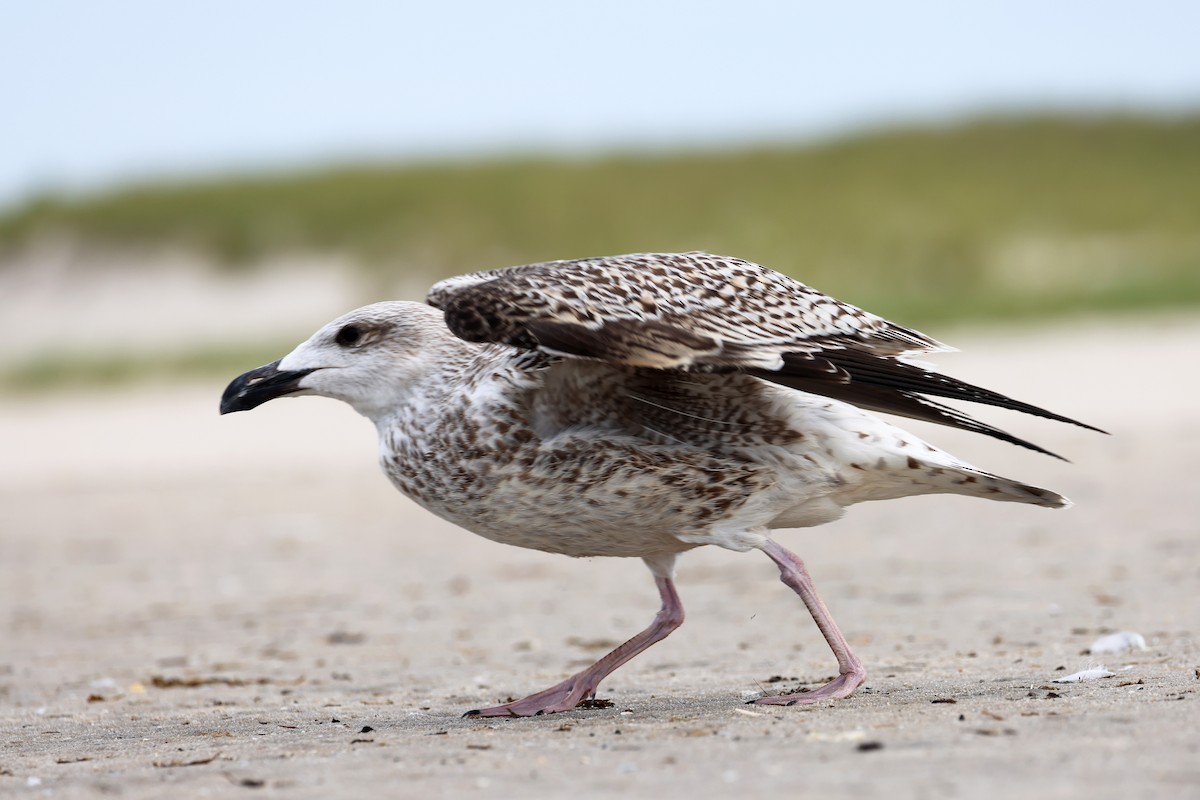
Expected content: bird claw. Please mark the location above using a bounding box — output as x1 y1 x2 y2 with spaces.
462 679 593 717
751 670 866 706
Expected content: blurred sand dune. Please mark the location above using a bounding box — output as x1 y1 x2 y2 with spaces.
0 245 384 362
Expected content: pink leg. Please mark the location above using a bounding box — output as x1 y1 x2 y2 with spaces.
752 538 866 705
466 570 685 717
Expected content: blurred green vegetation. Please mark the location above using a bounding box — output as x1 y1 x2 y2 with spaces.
4 114 1200 320
2 114 1198 393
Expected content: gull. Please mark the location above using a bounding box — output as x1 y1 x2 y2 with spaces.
220 252 1099 716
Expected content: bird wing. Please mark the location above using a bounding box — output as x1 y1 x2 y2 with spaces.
427 252 1102 458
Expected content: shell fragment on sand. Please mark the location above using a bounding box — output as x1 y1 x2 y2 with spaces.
1052 667 1116 683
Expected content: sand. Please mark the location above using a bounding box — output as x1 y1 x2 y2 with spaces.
2 314 1198 798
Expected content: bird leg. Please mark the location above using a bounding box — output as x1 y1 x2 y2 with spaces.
752 538 866 705
465 572 685 717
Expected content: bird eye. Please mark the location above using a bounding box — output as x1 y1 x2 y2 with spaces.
335 324 363 347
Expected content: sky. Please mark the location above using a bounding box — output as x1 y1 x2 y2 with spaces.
2 0 1198 206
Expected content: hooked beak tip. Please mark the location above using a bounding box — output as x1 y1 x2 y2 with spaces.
220 361 314 414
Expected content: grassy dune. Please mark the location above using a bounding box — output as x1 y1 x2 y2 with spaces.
1 114 1198 391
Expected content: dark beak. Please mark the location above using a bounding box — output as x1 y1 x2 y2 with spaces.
220 360 315 414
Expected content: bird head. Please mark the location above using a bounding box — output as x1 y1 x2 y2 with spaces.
220 301 447 421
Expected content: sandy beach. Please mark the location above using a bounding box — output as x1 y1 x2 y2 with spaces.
2 314 1197 798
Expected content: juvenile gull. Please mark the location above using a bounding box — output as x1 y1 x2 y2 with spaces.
220 252 1100 716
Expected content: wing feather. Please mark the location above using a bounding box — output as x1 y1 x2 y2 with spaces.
428 252 943 365
427 252 1102 457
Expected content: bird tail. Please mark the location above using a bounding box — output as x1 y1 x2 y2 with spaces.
929 462 1071 508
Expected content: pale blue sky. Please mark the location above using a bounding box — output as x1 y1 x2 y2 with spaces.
2 0 1197 205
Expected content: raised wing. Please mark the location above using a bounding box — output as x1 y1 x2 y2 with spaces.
427 252 1102 457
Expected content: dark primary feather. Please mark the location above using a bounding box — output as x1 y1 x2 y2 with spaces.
427 252 1102 457
749 350 1105 460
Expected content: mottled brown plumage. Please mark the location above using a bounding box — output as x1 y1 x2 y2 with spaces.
221 252 1097 716
429 252 1101 458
